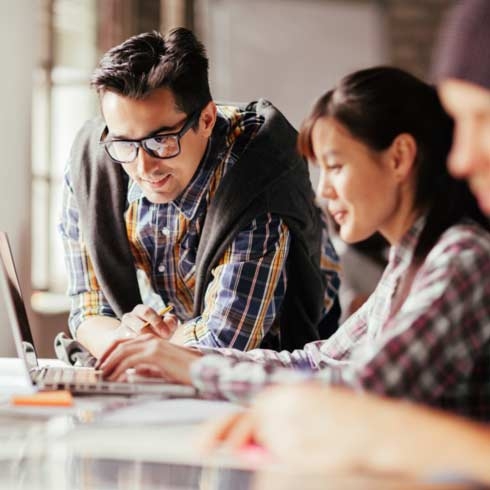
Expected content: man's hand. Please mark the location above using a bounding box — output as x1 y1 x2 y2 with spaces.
95 334 203 384
118 304 178 338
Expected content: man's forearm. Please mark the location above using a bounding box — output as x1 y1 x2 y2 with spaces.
76 316 120 359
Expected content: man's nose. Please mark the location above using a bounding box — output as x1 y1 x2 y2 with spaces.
136 145 156 175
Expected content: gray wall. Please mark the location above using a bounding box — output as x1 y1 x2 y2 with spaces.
198 0 387 128
0 1 34 356
197 0 387 189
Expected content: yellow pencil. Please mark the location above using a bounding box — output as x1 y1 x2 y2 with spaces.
140 305 174 332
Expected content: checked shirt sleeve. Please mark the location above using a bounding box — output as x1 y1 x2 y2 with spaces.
190 226 490 405
182 213 291 350
337 230 490 402
58 170 116 337
190 299 371 402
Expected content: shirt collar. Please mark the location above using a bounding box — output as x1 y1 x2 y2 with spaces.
388 214 427 269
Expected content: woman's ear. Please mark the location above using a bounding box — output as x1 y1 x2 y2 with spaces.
200 101 217 137
387 133 417 181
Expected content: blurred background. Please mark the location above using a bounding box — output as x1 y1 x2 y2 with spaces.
0 0 455 357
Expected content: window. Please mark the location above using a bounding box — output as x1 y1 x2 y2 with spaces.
32 0 164 297
32 0 98 294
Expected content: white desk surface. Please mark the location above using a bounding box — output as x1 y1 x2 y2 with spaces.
0 359 472 489
0 357 242 466
0 356 271 489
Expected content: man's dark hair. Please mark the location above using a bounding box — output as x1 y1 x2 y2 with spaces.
298 66 490 261
91 28 212 115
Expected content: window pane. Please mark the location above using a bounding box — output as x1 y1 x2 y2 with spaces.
51 83 97 180
53 0 97 70
32 0 98 294
49 176 66 292
32 82 50 177
32 178 49 289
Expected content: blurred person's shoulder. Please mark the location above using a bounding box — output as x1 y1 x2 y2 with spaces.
424 219 490 270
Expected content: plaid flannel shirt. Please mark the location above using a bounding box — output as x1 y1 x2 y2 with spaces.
59 105 340 351
192 217 490 420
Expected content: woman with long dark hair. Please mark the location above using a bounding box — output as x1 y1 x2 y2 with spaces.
200 2 490 482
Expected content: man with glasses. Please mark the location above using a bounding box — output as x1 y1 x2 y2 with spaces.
59 28 340 360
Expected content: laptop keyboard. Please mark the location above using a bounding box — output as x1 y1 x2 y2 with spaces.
32 365 197 397
38 367 101 385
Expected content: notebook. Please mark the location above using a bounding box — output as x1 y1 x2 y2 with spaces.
0 231 196 398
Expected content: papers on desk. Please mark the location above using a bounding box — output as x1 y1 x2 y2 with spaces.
62 399 243 466
97 398 243 426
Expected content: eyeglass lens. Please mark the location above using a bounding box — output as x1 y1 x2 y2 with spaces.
107 134 180 162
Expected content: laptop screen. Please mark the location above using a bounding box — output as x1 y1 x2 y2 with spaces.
0 232 36 350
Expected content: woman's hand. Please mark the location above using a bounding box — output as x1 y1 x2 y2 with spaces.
199 409 258 452
199 383 490 481
198 384 390 472
95 334 203 384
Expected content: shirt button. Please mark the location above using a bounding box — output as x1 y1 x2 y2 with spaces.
158 264 166 272
161 227 170 236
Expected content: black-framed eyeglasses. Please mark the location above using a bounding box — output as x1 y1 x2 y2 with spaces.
101 109 201 164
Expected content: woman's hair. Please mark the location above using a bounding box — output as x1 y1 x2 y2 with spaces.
298 66 489 261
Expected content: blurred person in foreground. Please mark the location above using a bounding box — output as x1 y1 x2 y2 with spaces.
59 28 341 360
201 0 490 483
98 65 490 422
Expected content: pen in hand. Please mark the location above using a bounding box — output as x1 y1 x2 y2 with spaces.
139 305 174 335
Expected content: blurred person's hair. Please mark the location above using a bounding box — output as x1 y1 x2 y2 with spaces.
298 66 489 262
432 0 490 90
91 28 212 118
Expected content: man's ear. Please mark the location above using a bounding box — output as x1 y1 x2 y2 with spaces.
387 133 417 181
199 101 217 137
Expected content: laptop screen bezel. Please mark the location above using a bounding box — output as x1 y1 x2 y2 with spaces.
0 232 39 374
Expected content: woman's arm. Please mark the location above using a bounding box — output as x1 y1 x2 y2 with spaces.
201 385 490 483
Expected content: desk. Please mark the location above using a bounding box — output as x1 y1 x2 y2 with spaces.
0 358 480 489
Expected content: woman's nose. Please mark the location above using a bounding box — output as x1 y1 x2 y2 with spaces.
317 171 336 199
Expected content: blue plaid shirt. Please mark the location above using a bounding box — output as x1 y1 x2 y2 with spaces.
59 105 340 350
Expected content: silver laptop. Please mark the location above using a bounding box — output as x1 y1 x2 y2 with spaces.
0 231 196 397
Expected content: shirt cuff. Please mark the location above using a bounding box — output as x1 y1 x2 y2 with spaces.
181 319 200 345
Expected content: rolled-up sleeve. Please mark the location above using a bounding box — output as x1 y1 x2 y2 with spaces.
58 169 116 336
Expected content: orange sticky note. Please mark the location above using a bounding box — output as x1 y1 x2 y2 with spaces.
11 390 73 407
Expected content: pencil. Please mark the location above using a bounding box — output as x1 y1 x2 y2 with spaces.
140 305 174 332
